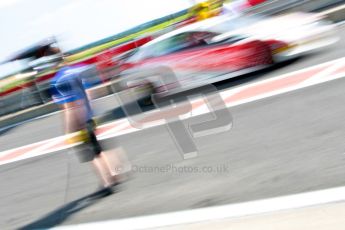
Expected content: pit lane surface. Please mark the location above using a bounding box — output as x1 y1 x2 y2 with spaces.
0 24 345 229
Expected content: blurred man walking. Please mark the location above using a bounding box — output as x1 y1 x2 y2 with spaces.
51 64 128 196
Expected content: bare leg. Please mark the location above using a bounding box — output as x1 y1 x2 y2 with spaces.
100 152 121 176
92 156 115 187
100 148 131 176
99 152 123 184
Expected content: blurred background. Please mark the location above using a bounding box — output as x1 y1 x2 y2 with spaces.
1 0 345 229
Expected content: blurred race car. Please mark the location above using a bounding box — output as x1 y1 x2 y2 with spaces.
119 25 273 99
117 12 338 102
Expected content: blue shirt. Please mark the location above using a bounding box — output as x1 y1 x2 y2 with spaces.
50 65 94 119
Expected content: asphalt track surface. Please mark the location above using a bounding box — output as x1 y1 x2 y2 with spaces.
0 24 345 229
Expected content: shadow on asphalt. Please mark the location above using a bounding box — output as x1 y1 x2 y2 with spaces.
19 188 116 229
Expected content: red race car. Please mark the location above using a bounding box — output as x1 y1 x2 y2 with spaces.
119 22 274 99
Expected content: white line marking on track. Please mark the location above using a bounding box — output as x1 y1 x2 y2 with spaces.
226 71 345 109
223 56 345 92
301 60 344 85
97 120 128 137
0 139 63 165
55 186 345 230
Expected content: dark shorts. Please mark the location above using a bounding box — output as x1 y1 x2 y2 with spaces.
74 120 103 163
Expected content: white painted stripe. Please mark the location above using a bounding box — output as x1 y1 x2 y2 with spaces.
189 99 210 117
217 56 345 94
226 71 345 108
97 120 129 138
301 61 344 85
0 133 82 165
98 121 134 140
0 131 83 157
0 139 62 165
18 139 62 160
55 186 345 230
0 138 52 157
